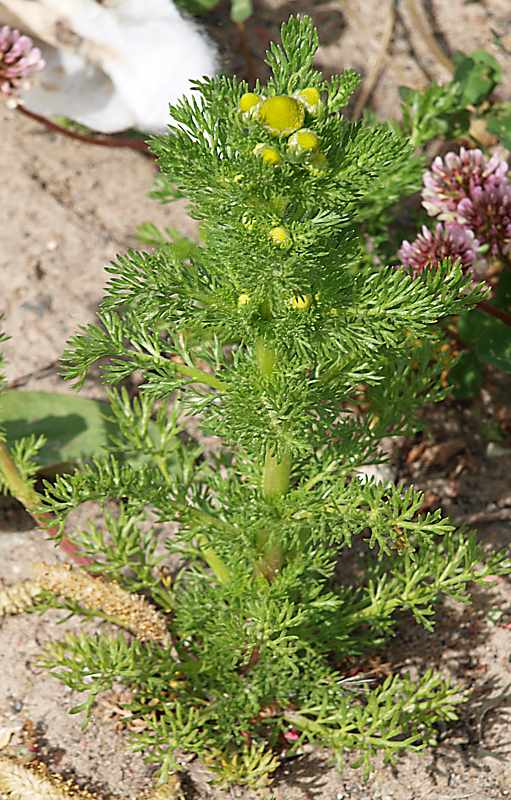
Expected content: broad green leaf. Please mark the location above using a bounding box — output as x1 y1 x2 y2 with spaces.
486 103 511 149
453 50 501 106
458 309 511 373
449 351 484 399
0 390 116 469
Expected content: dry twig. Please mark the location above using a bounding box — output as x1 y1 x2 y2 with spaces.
353 0 395 119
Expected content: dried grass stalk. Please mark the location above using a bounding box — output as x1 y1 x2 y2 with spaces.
33 563 171 646
0 756 98 799
0 580 42 617
0 756 182 800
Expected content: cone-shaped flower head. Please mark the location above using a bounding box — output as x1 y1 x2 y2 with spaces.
422 147 508 220
288 128 320 153
0 26 45 103
259 95 305 136
295 87 322 114
457 179 511 257
399 223 479 277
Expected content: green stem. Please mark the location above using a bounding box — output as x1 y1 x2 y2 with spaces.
0 440 40 510
174 362 225 391
262 448 291 499
255 338 277 379
195 534 231 585
0 440 91 565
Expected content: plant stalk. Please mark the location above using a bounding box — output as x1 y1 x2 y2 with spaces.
195 534 231 585
0 440 91 566
174 362 225 391
477 300 511 328
16 104 151 153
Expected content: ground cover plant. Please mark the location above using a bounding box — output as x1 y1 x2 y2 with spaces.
1 14 511 793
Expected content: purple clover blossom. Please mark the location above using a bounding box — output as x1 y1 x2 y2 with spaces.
422 147 508 221
0 26 45 105
399 223 479 277
456 179 511 257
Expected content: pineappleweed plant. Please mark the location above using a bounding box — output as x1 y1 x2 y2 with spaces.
8 15 509 788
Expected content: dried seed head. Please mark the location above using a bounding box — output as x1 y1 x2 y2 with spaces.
33 563 171 646
0 579 42 616
0 26 45 104
0 756 99 799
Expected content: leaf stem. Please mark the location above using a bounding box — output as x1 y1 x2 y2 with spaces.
174 362 225 391
0 440 91 566
477 300 511 328
262 448 291 499
16 104 151 153
195 534 231 585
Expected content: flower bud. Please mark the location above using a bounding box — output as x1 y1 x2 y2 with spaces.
239 92 261 115
259 95 305 136
241 212 256 230
288 128 320 153
289 294 312 311
269 226 291 247
253 143 282 165
296 87 322 114
308 151 328 173
238 292 251 307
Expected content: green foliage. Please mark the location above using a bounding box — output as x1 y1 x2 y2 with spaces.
30 17 510 786
399 81 470 150
458 310 511 374
448 273 511 398
0 390 118 473
452 49 501 106
175 0 253 23
486 102 511 149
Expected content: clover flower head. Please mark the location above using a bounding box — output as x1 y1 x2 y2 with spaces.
422 147 508 220
399 223 478 277
0 26 45 106
457 178 511 257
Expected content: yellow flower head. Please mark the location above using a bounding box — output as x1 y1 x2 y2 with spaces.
289 294 312 311
288 128 320 153
253 143 282 165
239 92 261 114
269 226 291 247
237 292 251 307
296 87 322 114
259 96 305 136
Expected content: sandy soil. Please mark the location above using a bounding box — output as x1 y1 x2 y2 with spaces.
2 1 511 798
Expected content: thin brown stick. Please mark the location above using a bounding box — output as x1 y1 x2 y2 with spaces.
353 0 395 119
16 104 151 154
400 0 454 75
478 300 511 328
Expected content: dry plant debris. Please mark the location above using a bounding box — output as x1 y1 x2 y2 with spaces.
0 564 170 646
0 756 183 800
